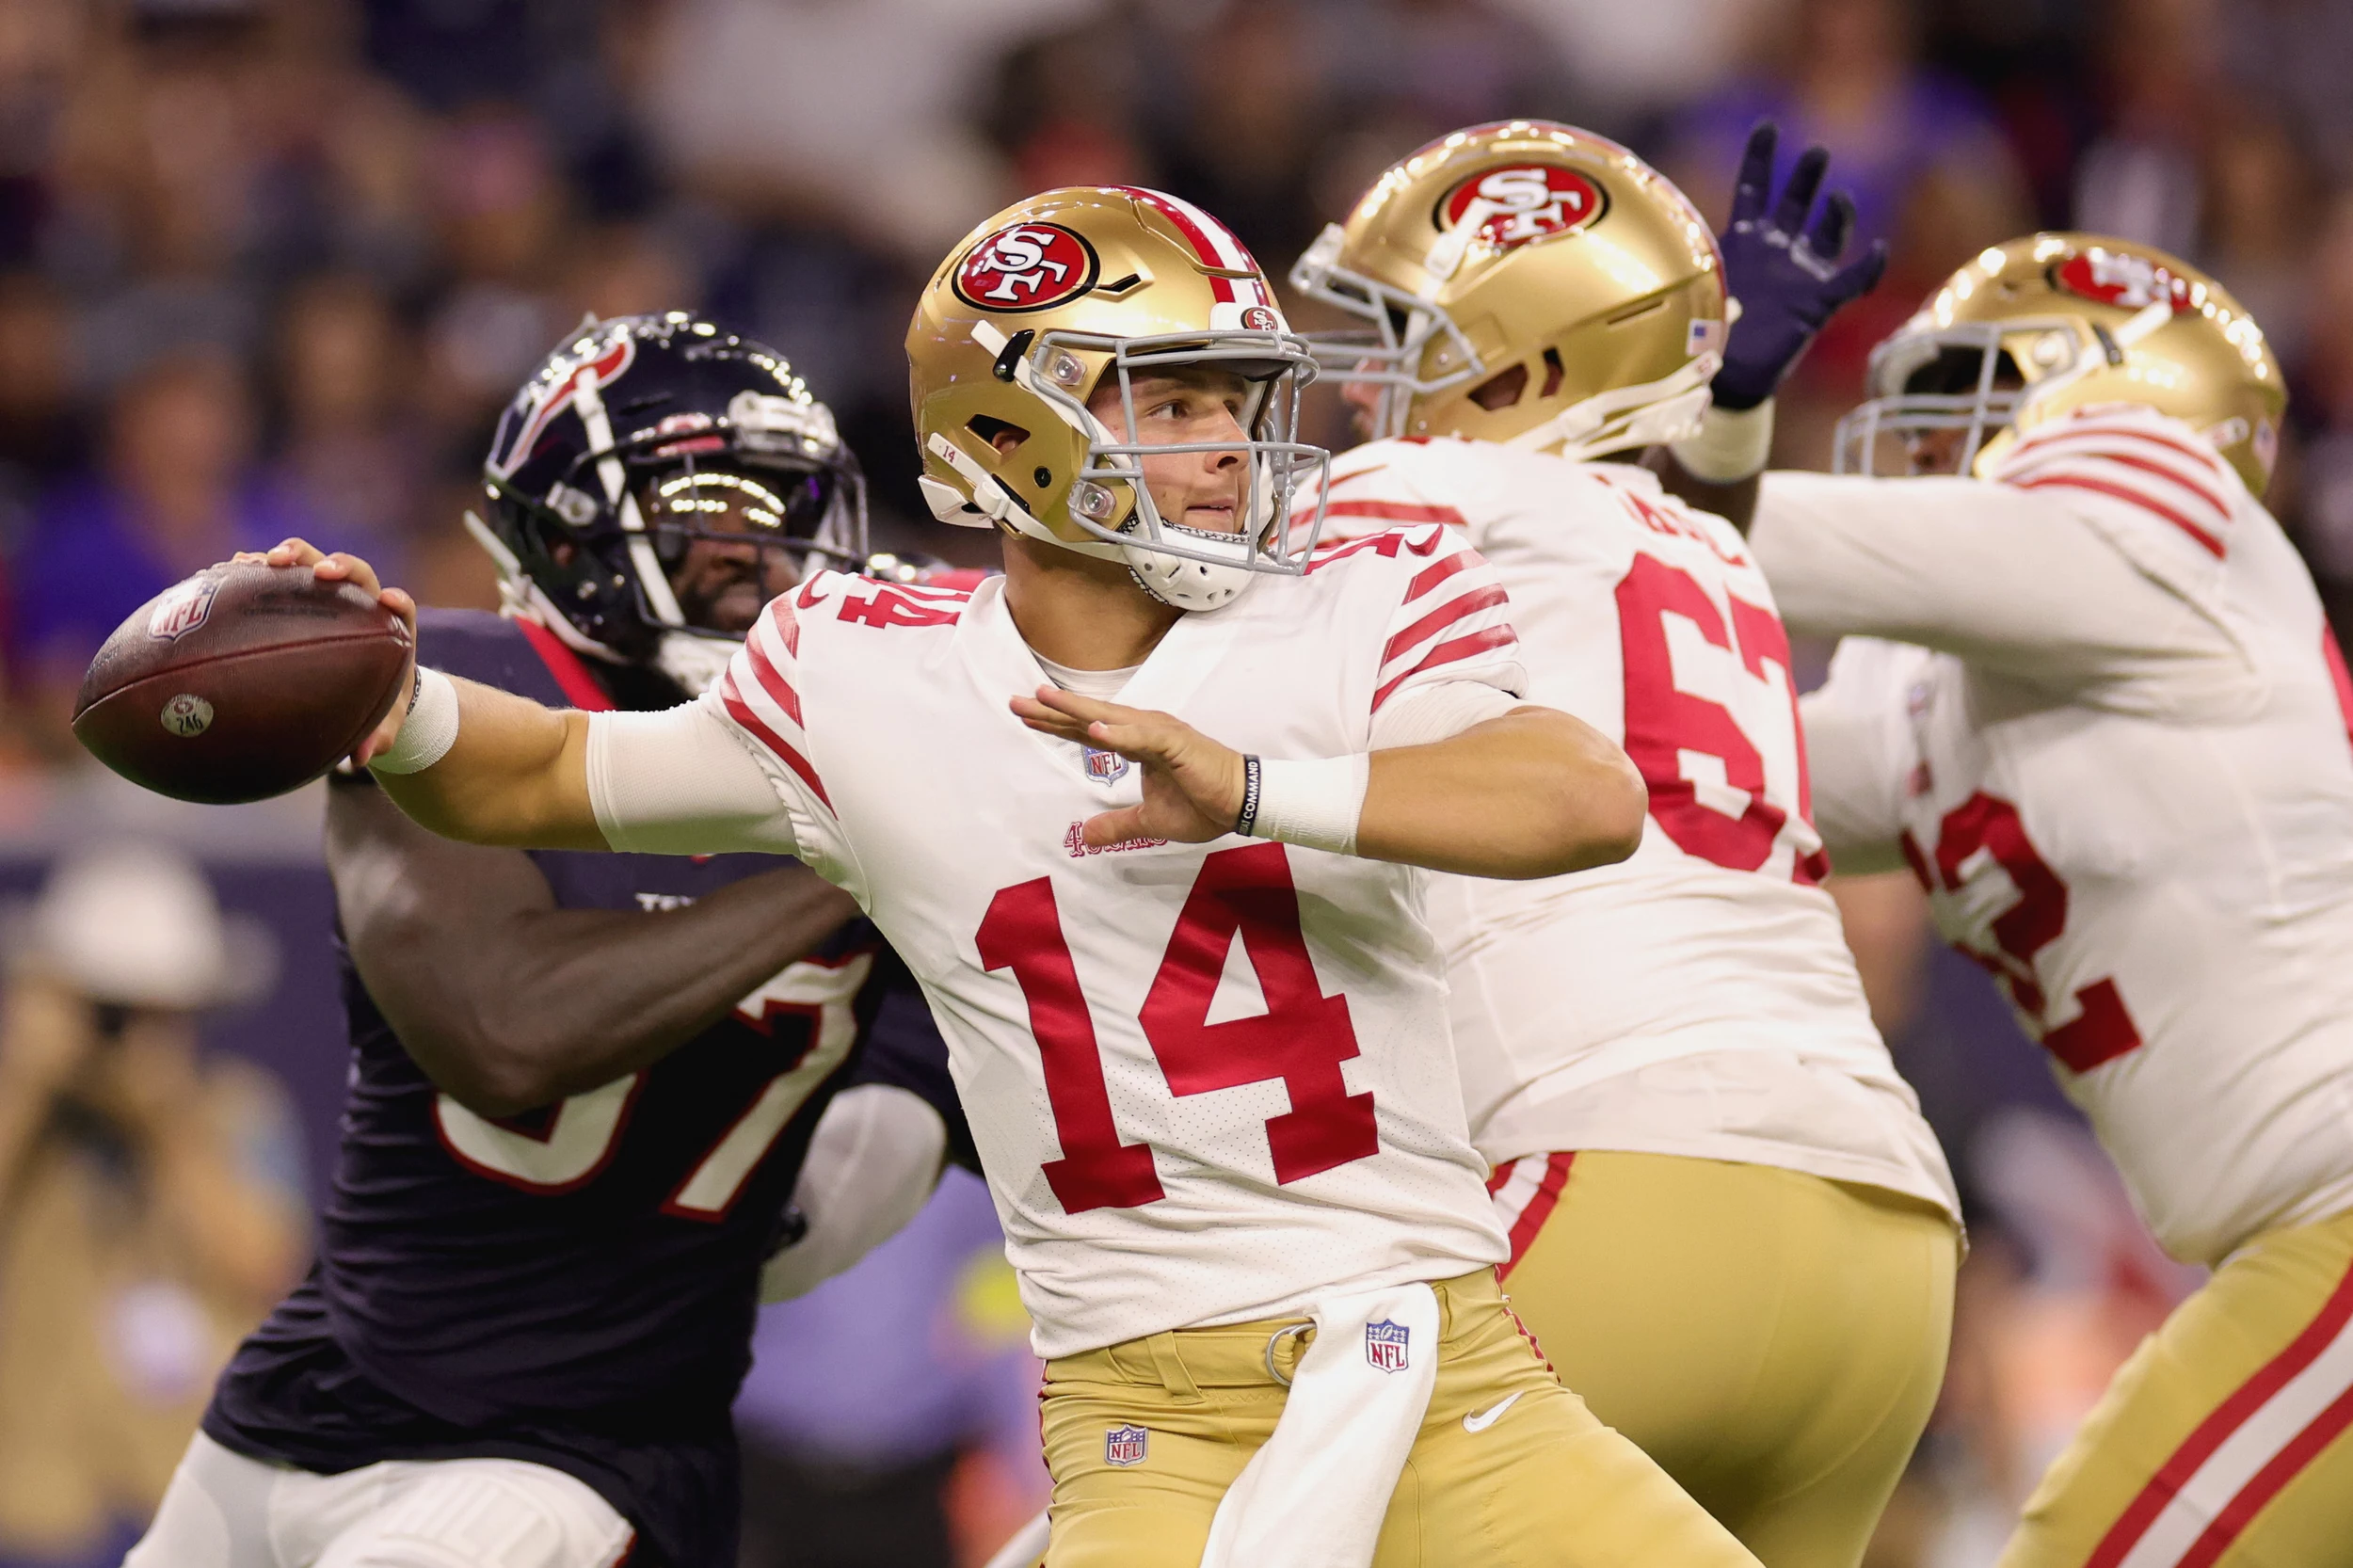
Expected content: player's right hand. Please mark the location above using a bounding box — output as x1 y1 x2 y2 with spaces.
234 537 419 766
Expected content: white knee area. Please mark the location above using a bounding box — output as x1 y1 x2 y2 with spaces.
124 1432 279 1568
760 1083 947 1303
122 1436 632 1568
312 1462 632 1568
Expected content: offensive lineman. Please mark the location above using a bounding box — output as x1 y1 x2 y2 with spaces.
250 186 1770 1568
1749 237 2353 1567
1289 121 1961 1568
127 316 966 1568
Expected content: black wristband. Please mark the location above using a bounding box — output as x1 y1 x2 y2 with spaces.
1234 754 1263 838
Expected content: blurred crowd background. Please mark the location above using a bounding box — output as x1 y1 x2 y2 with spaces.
0 0 2343 1564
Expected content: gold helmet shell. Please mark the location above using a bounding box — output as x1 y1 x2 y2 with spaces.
906 185 1328 612
1834 232 2285 494
1289 120 1727 456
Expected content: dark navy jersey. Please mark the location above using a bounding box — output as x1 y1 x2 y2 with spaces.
205 610 965 1568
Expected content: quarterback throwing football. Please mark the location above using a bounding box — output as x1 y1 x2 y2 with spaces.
254 186 1765 1568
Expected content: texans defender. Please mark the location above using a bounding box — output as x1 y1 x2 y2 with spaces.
259 187 1769 1568
1751 238 2353 1568
127 316 966 1568
1289 123 1960 1568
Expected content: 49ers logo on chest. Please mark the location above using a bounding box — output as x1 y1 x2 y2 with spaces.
953 222 1100 312
1435 164 1607 251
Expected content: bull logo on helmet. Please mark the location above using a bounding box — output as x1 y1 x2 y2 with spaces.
952 222 1101 312
2054 248 2193 315
1434 164 1607 252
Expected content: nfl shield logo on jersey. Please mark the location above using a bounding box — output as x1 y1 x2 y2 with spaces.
1104 1424 1148 1466
1083 746 1129 786
1365 1320 1410 1373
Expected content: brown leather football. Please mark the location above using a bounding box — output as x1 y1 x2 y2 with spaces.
72 562 413 804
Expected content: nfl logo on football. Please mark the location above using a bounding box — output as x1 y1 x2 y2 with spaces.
147 577 220 642
1365 1319 1411 1373
1103 1424 1148 1467
1083 746 1129 786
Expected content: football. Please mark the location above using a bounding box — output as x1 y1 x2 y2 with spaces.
72 562 413 805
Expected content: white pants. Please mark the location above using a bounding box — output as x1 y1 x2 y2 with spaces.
123 1432 636 1568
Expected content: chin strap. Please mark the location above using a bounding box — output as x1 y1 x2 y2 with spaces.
1506 352 1720 461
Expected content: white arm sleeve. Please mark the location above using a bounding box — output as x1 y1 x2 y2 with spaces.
1753 472 2240 695
1369 680 1523 749
758 1084 946 1303
585 699 804 857
1799 638 1926 876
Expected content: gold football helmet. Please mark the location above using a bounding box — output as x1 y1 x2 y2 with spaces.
1289 120 1727 456
1833 232 2285 494
906 185 1327 612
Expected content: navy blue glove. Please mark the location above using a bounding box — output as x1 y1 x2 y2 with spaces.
1711 122 1888 411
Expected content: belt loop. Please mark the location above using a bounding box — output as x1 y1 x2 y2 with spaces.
1145 1332 1205 1403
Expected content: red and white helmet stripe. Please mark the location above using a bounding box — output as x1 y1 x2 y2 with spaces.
1111 185 1273 308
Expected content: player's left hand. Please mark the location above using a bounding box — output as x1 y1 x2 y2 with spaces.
1013 686 1246 847
1712 120 1887 411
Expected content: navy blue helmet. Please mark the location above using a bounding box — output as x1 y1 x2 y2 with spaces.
480 312 866 659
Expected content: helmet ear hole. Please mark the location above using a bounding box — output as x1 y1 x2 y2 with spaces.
1539 347 1565 399
1470 363 1529 411
968 414 1031 456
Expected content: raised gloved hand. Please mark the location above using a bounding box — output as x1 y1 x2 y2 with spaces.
1711 121 1887 411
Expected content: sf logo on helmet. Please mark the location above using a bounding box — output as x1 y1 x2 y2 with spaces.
2055 248 2191 315
953 222 1100 312
1436 165 1607 251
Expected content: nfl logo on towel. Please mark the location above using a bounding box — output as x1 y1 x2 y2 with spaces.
1104 1424 1148 1466
1365 1320 1411 1372
1083 746 1129 785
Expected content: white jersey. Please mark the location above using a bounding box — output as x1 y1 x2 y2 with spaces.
1761 405 2353 1264
580 526 1520 1356
1312 439 1956 1215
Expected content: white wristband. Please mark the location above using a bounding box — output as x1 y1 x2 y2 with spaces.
1668 398 1775 483
369 667 460 775
1237 753 1370 856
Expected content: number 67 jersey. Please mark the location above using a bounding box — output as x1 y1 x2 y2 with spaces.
587 529 1521 1358
1308 439 1957 1219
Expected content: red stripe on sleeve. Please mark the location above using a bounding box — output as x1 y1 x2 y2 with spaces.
743 634 805 728
1371 624 1517 711
1403 550 1478 604
2007 438 2233 520
2011 474 2227 557
2020 416 2233 483
1325 499 1468 527
718 682 832 811
2085 1257 2353 1568
1381 584 1509 665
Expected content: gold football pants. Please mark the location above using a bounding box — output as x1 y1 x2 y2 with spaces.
1491 1149 1959 1568
1037 1268 1762 1568
1998 1204 2353 1568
